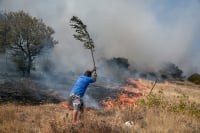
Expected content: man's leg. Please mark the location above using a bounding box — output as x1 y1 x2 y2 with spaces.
79 101 84 121
72 109 79 124
71 97 81 124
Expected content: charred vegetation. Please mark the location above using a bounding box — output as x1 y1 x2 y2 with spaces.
0 79 63 105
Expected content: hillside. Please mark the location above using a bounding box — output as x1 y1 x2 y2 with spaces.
0 79 200 133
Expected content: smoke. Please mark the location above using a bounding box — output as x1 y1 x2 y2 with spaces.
0 0 200 76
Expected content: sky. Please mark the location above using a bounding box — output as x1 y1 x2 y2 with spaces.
0 0 200 76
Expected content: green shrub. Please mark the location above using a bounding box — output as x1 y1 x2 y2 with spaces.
137 93 163 108
137 93 200 119
188 73 200 85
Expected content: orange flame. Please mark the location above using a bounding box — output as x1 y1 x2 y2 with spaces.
101 78 149 109
60 78 152 110
60 101 72 110
163 80 169 85
127 78 149 90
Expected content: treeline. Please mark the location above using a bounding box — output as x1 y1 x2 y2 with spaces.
102 57 184 81
104 57 200 84
0 11 57 76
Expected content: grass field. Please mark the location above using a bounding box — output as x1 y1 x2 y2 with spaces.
0 80 200 133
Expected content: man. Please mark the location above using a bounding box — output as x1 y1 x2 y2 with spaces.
70 67 97 124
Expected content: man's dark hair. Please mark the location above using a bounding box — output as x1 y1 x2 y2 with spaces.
84 70 92 77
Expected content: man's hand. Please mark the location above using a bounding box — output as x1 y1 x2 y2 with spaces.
92 67 97 82
94 72 97 77
92 67 96 72
93 72 97 82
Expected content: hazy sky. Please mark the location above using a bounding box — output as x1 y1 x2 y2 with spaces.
0 0 200 75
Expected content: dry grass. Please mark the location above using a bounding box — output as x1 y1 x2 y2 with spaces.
143 80 200 103
0 81 200 133
0 103 65 133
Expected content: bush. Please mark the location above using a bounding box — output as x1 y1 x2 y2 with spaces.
137 93 200 119
138 94 162 107
188 73 200 85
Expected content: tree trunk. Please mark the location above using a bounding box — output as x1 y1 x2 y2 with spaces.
26 56 32 76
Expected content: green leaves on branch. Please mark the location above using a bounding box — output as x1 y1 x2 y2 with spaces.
70 16 94 50
0 11 57 76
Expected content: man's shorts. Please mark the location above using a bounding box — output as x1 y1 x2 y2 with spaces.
69 94 84 111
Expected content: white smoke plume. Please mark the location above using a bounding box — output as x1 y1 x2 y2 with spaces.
0 0 200 76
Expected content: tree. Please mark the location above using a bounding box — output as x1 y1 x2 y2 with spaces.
0 11 57 76
0 11 13 52
159 62 184 80
107 57 130 69
188 73 200 85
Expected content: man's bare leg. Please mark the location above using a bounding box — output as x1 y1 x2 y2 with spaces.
72 110 78 124
79 107 84 121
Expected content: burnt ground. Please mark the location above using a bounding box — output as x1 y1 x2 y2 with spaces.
88 84 121 102
0 77 121 106
0 73 133 107
0 79 64 105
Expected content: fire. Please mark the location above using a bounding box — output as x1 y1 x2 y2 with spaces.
60 101 72 110
60 78 153 110
101 78 149 109
163 80 169 85
127 78 149 90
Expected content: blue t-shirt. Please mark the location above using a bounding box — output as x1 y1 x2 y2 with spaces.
70 75 95 97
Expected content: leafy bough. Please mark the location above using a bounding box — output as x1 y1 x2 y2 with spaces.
70 16 96 68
